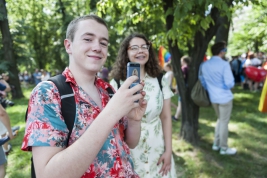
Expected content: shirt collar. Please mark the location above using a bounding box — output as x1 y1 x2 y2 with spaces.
62 67 114 91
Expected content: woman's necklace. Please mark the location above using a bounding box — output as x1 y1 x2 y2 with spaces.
140 73 147 83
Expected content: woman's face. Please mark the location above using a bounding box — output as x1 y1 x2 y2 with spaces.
127 37 149 67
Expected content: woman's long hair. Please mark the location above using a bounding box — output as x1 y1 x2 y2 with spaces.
110 33 162 81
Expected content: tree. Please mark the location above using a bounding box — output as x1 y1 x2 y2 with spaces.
97 0 260 144
163 0 238 144
0 0 23 98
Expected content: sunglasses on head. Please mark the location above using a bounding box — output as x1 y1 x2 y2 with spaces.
221 48 227 52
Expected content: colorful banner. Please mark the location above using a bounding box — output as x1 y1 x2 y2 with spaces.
158 46 171 67
259 77 267 113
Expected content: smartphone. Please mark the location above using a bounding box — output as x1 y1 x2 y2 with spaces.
127 62 140 101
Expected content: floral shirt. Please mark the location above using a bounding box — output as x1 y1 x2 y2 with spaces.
21 68 139 178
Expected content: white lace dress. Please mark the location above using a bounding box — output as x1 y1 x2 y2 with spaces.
110 74 177 178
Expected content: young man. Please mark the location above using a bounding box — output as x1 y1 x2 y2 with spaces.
21 15 147 178
199 41 237 155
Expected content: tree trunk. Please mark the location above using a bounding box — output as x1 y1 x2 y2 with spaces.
163 0 199 144
163 0 228 144
55 0 69 70
0 0 23 98
215 15 231 43
215 0 233 44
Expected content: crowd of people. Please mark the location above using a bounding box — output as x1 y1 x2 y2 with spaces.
0 14 263 177
18 69 61 87
230 51 267 92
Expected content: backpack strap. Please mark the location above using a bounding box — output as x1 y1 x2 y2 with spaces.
157 73 164 92
48 74 75 145
106 86 115 98
114 79 120 89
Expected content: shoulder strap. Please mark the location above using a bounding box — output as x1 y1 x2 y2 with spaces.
105 86 115 99
114 79 121 89
157 73 163 91
48 74 75 145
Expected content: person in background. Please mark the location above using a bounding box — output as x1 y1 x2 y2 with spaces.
23 71 30 88
240 53 247 89
172 56 191 121
230 55 241 84
32 69 42 85
199 41 236 155
41 69 51 81
110 33 177 177
163 62 174 89
101 66 109 82
244 52 261 92
21 14 147 178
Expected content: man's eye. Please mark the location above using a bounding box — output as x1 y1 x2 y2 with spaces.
100 42 108 47
84 38 92 42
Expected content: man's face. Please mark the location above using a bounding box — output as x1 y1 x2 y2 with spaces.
65 19 109 74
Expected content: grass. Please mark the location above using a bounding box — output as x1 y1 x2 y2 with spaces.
171 86 267 178
4 85 267 178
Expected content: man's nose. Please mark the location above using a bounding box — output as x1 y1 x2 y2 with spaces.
91 42 102 52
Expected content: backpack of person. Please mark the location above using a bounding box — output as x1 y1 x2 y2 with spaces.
191 79 211 107
191 64 211 107
25 74 114 178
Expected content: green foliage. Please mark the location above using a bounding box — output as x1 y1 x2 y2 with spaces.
5 0 95 73
97 0 166 62
229 1 267 54
97 0 237 55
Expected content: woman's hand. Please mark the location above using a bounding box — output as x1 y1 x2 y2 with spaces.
157 151 172 176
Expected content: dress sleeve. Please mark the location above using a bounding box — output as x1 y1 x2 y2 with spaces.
21 81 69 151
161 76 174 100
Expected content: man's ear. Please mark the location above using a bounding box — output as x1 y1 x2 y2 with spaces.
64 39 72 54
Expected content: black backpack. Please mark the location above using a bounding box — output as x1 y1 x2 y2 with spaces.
114 73 164 91
25 74 114 178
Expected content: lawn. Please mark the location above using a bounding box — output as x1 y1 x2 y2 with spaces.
4 85 267 178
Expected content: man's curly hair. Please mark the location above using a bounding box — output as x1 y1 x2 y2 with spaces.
110 33 162 81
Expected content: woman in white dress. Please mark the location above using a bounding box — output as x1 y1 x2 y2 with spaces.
110 33 177 178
